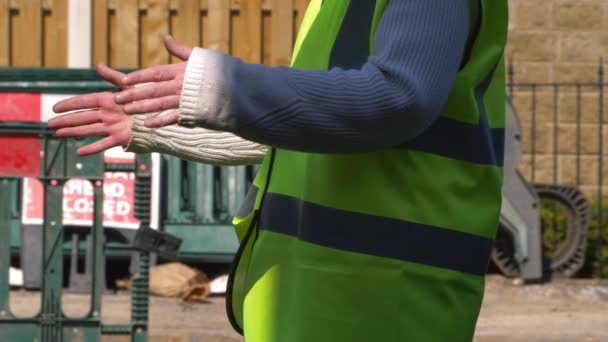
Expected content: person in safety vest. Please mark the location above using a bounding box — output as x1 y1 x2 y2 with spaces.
49 0 508 340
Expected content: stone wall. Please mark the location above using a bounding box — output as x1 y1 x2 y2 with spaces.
506 0 608 196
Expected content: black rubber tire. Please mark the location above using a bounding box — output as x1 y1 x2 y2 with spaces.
534 184 590 277
491 184 590 278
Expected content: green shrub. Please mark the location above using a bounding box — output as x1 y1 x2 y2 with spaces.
540 198 608 278
539 200 568 257
582 199 608 278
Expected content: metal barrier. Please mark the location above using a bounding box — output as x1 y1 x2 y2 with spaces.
0 70 154 341
507 60 607 279
0 125 153 341
0 67 256 340
162 158 255 262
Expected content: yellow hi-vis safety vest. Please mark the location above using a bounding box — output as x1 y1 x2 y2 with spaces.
227 0 508 341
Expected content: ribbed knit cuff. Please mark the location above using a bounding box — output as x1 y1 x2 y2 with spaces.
124 115 154 154
179 48 228 129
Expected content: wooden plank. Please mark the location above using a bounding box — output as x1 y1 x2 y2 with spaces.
92 0 108 66
110 0 138 68
168 0 177 11
262 5 271 65
43 0 68 66
0 0 9 66
230 0 261 63
11 0 43 66
170 0 199 63
270 0 293 66
41 0 52 11
206 0 230 54
200 0 207 48
229 0 242 56
261 0 270 11
229 0 237 11
140 0 170 67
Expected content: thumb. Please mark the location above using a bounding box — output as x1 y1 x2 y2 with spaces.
164 36 193 61
96 64 127 88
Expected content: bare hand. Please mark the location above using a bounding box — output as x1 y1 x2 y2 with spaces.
113 36 193 124
48 65 133 156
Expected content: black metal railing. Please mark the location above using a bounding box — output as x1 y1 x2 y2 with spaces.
507 60 607 279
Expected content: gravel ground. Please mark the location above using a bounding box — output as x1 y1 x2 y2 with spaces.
7 275 608 341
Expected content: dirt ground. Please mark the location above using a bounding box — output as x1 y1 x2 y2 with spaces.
477 276 608 342
7 275 608 341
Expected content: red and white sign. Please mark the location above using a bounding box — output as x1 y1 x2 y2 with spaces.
0 92 43 177
0 92 160 230
21 151 160 229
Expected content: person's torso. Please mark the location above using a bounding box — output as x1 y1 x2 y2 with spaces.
227 1 509 340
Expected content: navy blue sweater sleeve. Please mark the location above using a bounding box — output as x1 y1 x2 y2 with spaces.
187 0 471 153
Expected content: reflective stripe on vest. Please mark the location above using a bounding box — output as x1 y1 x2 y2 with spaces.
239 185 493 276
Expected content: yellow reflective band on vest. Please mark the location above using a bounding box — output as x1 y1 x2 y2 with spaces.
227 1 509 341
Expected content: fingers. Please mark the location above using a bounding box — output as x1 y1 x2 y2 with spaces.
76 137 118 156
97 64 127 87
164 35 193 61
143 110 179 128
123 95 180 114
47 110 101 129
114 81 179 105
55 123 107 139
121 64 178 86
53 93 105 113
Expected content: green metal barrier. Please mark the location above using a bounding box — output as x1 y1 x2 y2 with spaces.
0 125 151 341
5 179 21 256
0 67 127 93
0 69 152 341
162 158 253 262
0 68 253 264
0 67 256 340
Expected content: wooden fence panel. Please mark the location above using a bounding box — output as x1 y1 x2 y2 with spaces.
206 0 230 54
0 0 68 67
3 0 310 68
92 0 108 67
231 0 262 64
169 0 200 63
92 0 310 68
110 0 139 68
140 0 170 67
0 0 9 66
43 0 68 66
11 0 43 67
269 0 293 66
